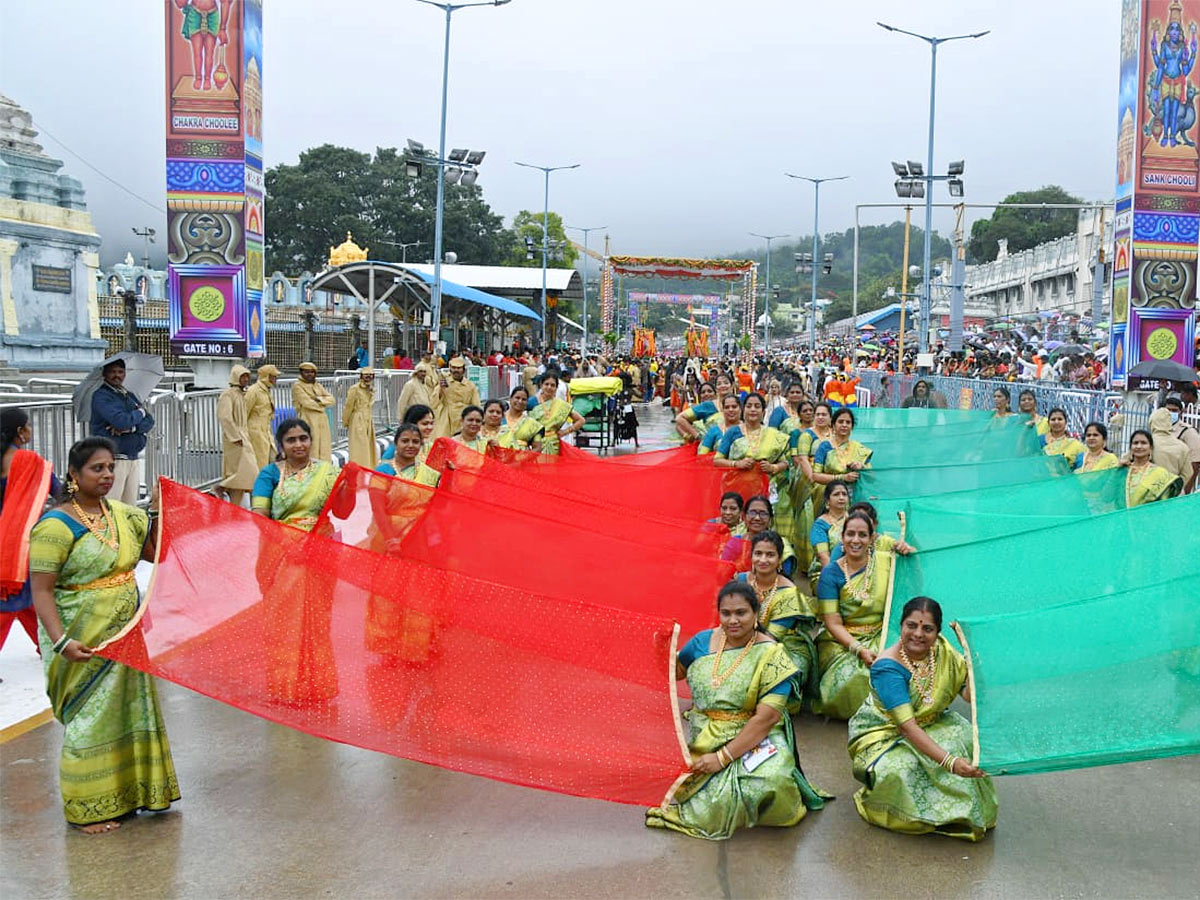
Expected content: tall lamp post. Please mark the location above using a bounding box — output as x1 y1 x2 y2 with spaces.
567 224 605 353
515 161 580 347
749 232 788 351
785 174 848 357
414 0 511 352
878 21 988 354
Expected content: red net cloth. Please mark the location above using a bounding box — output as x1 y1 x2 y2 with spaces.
315 465 736 635
99 480 690 806
557 444 699 466
428 438 767 521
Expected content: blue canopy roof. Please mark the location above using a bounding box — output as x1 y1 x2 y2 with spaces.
402 266 541 322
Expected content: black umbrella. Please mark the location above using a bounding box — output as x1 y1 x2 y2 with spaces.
1127 359 1198 383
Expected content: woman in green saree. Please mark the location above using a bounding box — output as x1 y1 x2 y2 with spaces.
1075 421 1120 472
736 531 820 712
498 387 542 451
645 581 827 840
526 372 585 455
251 418 340 705
29 437 179 834
251 417 339 532
674 380 721 443
713 393 796 544
848 596 997 841
814 510 912 720
452 405 488 452
1123 429 1184 506
1039 407 1085 465
812 408 872 498
378 424 441 486
794 401 830 573
697 394 743 456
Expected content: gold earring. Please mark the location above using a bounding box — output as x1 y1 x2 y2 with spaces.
66 477 79 495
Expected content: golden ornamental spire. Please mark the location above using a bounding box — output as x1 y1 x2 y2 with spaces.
329 231 368 267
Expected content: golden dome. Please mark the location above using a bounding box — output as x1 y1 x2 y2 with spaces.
329 231 368 267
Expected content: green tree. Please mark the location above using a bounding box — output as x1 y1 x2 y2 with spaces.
265 143 512 273
505 211 579 269
967 186 1084 263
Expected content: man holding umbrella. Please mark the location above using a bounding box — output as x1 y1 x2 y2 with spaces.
87 357 155 505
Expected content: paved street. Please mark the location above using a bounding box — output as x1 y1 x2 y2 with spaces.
2 404 1197 899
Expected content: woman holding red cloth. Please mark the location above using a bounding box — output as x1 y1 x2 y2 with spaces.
1 408 59 653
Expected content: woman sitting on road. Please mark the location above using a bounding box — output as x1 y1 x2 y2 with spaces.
848 596 997 841
723 495 798 579
709 490 744 532
812 408 873 494
644 581 827 840
809 479 850 579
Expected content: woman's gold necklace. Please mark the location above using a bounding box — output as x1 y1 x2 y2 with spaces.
710 628 759 687
742 424 763 454
71 498 119 551
898 641 937 705
751 575 780 625
1126 461 1151 499
283 459 312 481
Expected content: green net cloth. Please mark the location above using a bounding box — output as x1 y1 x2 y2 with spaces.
849 408 992 428
857 454 1072 501
863 418 1041 469
955 570 1200 774
852 415 1031 446
872 469 1127 551
887 495 1200 646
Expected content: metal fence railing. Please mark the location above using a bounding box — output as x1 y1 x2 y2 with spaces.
0 369 439 498
853 369 1198 453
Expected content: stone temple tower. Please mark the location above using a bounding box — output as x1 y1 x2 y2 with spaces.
0 93 106 370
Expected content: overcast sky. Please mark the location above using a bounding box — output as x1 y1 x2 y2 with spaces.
3 0 1119 266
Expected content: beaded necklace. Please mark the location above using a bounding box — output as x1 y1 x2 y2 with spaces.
898 641 938 705
710 629 759 687
71 498 120 551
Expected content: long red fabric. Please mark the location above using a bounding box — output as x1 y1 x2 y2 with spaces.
99 481 690 806
430 438 767 521
315 464 734 635
0 449 52 597
557 443 699 466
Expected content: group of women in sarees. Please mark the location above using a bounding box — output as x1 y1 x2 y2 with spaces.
651 375 998 843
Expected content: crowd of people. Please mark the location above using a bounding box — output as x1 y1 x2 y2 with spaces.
0 343 1195 843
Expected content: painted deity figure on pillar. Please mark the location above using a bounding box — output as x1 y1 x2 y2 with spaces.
1150 1 1198 146
173 0 233 91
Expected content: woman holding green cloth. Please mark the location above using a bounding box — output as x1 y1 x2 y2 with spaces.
29 437 179 834
1039 408 1085 464
645 581 827 840
814 510 913 719
848 596 997 841
812 408 873 495
735 531 820 712
1123 429 1184 505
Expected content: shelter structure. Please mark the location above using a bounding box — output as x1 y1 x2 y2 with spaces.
601 256 757 350
310 252 541 356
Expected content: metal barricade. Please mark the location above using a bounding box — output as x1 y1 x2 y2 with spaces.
0 395 87 478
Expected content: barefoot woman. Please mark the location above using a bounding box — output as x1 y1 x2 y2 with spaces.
29 437 179 834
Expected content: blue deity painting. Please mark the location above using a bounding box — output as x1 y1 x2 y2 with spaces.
1145 2 1199 146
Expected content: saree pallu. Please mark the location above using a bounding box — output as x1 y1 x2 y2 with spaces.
29 502 179 825
814 548 896 720
1041 435 1085 466
645 638 826 840
847 636 997 841
813 438 873 502
1075 451 1120 472
797 428 832 534
717 426 797 544
527 398 572 455
253 460 340 704
746 581 820 713
251 460 340 532
497 415 537 450
808 515 845 581
1126 464 1184 506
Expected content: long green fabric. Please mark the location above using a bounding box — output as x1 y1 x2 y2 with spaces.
887 494 1200 646
863 418 1040 469
853 416 1030 445
957 572 1200 774
849 408 991 428
857 454 1072 501
872 469 1127 551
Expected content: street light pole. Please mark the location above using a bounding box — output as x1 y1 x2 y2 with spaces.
515 161 580 347
414 0 511 353
878 21 988 355
567 224 605 353
785 174 848 358
749 232 788 351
